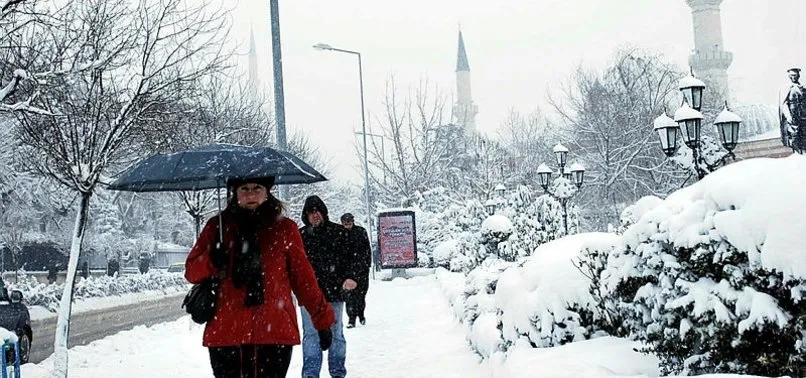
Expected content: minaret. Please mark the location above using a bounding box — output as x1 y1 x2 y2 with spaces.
247 24 259 96
686 0 733 96
452 29 478 132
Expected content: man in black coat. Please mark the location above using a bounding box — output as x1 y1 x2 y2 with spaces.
299 195 360 378
340 213 372 328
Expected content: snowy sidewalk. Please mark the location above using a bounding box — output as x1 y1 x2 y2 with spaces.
22 275 490 378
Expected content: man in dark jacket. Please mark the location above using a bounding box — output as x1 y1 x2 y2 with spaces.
299 195 361 378
340 212 372 328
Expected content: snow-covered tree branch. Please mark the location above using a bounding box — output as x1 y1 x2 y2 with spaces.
9 0 233 376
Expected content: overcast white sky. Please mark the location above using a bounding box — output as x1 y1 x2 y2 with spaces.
224 0 805 185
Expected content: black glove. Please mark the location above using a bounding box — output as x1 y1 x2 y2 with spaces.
318 329 332 351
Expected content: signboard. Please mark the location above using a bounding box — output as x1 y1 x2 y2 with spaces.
377 210 418 269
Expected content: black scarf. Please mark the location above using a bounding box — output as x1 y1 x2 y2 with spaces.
229 203 271 307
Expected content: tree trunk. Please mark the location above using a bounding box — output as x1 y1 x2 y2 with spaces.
194 214 202 240
51 191 91 378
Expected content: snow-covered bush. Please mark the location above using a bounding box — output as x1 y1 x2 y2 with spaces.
9 269 187 312
495 233 620 350
457 258 514 359
480 214 514 260
436 233 620 360
432 239 460 268
597 157 806 376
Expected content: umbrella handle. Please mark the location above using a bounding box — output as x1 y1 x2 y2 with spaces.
216 184 224 244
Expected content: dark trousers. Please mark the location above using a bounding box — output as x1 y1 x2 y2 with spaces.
345 277 369 322
208 344 292 378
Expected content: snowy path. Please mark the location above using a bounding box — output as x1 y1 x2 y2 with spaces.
22 275 490 378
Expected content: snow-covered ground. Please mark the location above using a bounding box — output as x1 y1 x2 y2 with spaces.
21 276 491 378
18 274 671 378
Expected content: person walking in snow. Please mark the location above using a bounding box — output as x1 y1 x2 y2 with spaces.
185 177 335 378
299 196 362 378
340 212 372 328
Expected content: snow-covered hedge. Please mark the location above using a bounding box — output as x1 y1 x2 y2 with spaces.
596 156 806 376
9 270 187 312
427 185 576 273
436 233 620 360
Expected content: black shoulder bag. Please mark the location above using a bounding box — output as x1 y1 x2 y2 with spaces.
182 276 219 324
182 222 225 324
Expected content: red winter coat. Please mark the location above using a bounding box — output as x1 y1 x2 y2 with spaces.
185 215 335 347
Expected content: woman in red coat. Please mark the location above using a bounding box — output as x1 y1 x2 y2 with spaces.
185 177 335 378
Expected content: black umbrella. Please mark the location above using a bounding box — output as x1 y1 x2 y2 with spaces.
107 143 327 192
108 143 327 244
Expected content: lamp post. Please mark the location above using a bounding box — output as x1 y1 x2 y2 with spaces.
269 0 289 201
536 143 585 236
484 199 497 216
653 71 742 181
494 183 506 198
313 43 373 253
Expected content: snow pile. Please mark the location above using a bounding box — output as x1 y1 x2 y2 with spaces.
480 215 513 235
0 327 18 345
596 156 806 376
432 239 460 268
11 270 187 312
491 337 658 378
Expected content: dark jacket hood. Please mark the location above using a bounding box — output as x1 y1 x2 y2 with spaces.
301 195 329 226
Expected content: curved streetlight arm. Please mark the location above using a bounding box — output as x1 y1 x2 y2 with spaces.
313 43 360 56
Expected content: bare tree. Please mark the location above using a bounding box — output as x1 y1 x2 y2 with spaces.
0 0 53 114
497 108 558 186
549 47 688 229
12 0 231 375
368 77 459 206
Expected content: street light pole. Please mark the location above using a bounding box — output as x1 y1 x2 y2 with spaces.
313 43 374 264
269 0 289 201
357 53 371 242
536 144 585 236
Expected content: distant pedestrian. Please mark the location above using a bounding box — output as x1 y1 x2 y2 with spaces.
47 264 58 284
299 196 362 378
341 212 372 328
107 259 119 277
80 261 89 279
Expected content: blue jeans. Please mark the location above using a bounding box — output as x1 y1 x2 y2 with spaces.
301 302 346 378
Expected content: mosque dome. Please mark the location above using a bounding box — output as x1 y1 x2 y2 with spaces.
731 103 780 142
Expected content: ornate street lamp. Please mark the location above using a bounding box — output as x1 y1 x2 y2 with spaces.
653 113 679 157
679 71 705 111
494 184 506 198
485 199 497 215
553 143 569 169
674 103 704 149
537 164 552 190
535 145 585 235
569 163 586 189
654 71 742 181
714 104 742 152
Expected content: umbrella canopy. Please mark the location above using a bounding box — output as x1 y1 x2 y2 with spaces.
107 143 327 192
